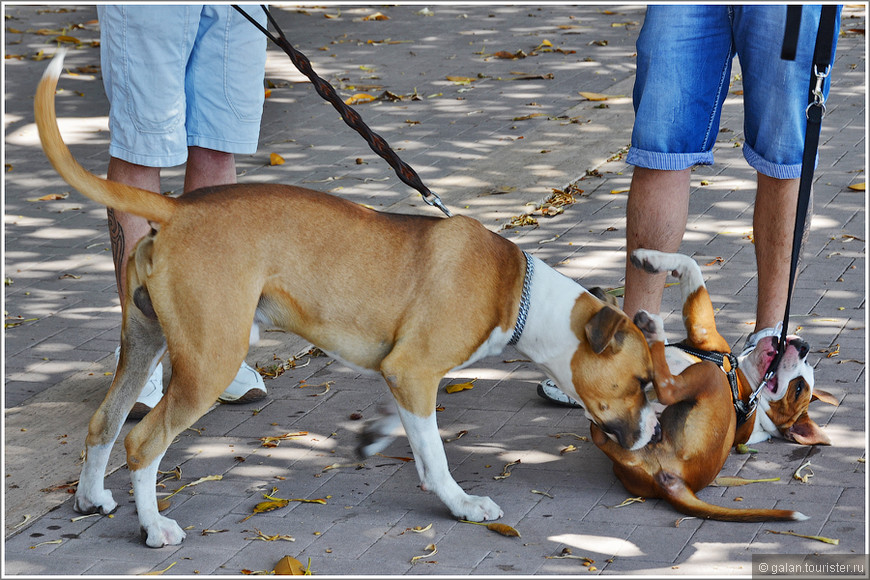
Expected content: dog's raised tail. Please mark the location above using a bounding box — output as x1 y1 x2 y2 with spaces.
655 470 808 523
35 49 176 224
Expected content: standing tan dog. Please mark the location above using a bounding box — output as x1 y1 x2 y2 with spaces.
592 249 836 522
37 52 660 547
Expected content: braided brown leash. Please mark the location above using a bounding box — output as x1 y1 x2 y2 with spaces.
233 5 452 217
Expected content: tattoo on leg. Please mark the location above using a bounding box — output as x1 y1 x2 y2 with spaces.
107 208 124 294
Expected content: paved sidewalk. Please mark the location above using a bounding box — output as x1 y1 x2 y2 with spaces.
3 4 866 576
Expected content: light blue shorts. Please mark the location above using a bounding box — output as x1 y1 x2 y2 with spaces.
627 5 841 179
98 5 267 167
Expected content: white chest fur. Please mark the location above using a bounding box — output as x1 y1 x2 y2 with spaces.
513 258 586 397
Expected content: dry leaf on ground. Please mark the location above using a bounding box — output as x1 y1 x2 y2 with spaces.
410 543 438 564
274 555 311 575
445 381 474 394
711 476 780 487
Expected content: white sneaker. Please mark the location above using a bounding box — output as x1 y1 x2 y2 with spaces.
740 322 783 357
114 346 163 420
536 379 583 408
217 362 267 404
115 348 267 419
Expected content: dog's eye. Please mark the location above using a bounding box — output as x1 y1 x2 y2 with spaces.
793 380 804 399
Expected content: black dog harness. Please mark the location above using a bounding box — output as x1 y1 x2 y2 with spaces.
666 343 752 427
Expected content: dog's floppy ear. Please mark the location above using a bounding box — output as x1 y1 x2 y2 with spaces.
589 286 620 308
788 412 831 445
585 304 627 355
811 388 839 406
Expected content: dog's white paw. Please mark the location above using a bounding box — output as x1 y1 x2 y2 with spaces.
74 489 118 516
453 495 503 522
141 515 186 548
631 249 668 274
633 310 665 344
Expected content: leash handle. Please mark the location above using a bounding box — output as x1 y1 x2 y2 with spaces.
766 5 839 379
232 5 452 217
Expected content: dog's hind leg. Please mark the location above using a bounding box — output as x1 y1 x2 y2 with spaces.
123 309 253 547
75 287 166 516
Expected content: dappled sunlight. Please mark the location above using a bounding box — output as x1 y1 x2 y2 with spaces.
7 117 109 148
549 532 645 558
818 424 868 449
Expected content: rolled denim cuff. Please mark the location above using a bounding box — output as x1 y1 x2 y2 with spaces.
626 147 714 171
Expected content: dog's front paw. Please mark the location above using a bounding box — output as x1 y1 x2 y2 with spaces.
141 515 186 548
74 489 117 516
453 495 503 522
633 310 665 344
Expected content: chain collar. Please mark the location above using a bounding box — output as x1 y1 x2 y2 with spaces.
508 252 534 346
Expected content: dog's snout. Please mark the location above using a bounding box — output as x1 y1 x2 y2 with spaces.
791 338 810 359
651 421 663 444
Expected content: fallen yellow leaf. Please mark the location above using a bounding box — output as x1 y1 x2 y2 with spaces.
793 461 814 483
142 562 176 575
270 153 285 166
410 543 437 564
445 381 474 394
446 75 477 84
712 476 780 487
579 91 611 101
27 192 69 202
609 496 646 508
848 182 865 191
344 93 376 105
246 528 296 542
767 530 839 545
55 35 81 44
362 12 389 21
494 459 521 480
459 520 521 537
274 555 310 575
260 431 308 448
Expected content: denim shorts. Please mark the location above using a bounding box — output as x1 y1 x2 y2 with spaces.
627 5 841 179
98 5 267 167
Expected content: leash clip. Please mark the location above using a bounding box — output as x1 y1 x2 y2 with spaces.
421 192 453 218
807 64 831 118
749 368 776 407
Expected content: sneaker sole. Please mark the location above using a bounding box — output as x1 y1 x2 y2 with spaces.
536 382 583 408
218 388 267 405
127 402 152 421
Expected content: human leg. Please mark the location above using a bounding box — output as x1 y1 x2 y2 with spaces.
623 6 735 318
734 5 840 349
183 146 237 193
623 167 692 319
105 158 160 304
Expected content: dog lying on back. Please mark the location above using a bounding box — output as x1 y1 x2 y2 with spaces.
591 250 836 522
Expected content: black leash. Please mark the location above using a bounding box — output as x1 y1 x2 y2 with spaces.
232 5 452 217
757 5 839 398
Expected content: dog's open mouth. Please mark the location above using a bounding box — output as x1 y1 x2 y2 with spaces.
765 375 780 395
